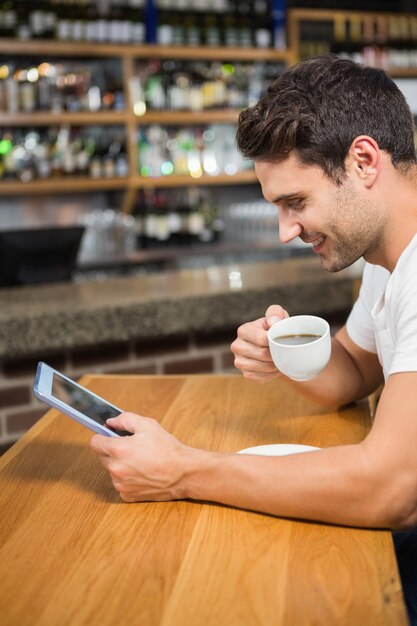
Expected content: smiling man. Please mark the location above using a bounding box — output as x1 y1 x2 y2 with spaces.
232 54 417 622
90 55 417 623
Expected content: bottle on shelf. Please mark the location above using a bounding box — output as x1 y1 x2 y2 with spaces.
300 12 417 70
155 0 274 48
0 125 128 182
10 0 146 44
4 0 276 47
130 59 283 114
203 13 221 47
186 187 205 243
253 0 273 49
232 0 253 48
0 58 125 114
0 0 17 38
132 186 225 249
137 123 251 179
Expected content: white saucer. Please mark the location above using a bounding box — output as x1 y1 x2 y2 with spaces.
237 443 320 456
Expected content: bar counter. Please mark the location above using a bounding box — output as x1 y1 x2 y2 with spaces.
0 256 362 359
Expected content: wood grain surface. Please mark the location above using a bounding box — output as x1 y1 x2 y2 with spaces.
0 375 408 626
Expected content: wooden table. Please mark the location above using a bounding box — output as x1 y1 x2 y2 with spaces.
0 375 408 626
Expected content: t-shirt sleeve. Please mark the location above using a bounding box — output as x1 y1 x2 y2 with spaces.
389 273 417 375
346 264 378 354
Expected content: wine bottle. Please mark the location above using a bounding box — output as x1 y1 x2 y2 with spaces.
254 0 272 48
129 0 146 43
86 0 100 42
2 0 16 37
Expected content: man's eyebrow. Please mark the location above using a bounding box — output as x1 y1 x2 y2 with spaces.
270 192 304 203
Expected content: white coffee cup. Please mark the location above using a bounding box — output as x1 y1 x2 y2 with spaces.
267 315 331 381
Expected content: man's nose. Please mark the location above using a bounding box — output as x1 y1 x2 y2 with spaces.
278 213 302 244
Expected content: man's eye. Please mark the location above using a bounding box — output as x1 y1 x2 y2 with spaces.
275 199 305 211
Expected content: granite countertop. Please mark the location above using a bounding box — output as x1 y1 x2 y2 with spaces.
0 257 363 359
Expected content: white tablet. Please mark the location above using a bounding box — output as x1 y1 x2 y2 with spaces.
33 361 131 437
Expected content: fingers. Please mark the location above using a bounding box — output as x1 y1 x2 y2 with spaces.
234 354 280 383
231 307 289 381
105 411 147 435
233 352 276 372
231 330 279 382
265 305 289 327
233 341 275 373
89 412 146 458
234 317 270 348
90 434 113 456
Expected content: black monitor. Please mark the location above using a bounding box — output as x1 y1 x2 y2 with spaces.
0 225 85 287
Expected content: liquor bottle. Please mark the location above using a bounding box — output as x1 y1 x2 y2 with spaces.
144 61 166 110
253 0 272 49
196 193 213 243
156 3 174 46
15 0 31 40
71 0 87 42
35 139 52 179
177 195 191 245
234 0 252 48
20 72 37 113
186 188 205 243
75 138 90 176
142 189 159 247
56 0 73 41
129 0 146 43
222 12 238 47
1 131 16 179
29 1 46 39
203 13 221 47
153 191 170 245
272 0 286 50
166 194 182 245
166 62 190 111
108 0 125 43
86 1 100 42
186 14 201 46
6 71 19 113
1 0 17 38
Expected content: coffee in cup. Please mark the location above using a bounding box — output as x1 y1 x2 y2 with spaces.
267 315 331 381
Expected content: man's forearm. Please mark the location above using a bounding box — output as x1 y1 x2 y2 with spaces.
182 443 401 529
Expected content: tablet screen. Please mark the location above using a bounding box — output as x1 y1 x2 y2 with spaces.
52 373 121 428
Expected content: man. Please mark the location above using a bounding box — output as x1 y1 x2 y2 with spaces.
90 56 417 620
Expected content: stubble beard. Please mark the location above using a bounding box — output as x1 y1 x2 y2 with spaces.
318 187 384 273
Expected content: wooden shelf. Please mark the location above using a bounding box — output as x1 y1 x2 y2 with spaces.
288 8 417 21
0 38 293 62
0 170 258 194
0 109 241 127
134 170 258 188
0 177 128 194
0 111 128 126
385 68 417 78
132 110 240 125
0 109 245 127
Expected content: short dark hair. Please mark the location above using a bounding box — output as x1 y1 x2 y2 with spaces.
236 54 416 183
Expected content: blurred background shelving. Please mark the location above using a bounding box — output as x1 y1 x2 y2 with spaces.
1 1 417 282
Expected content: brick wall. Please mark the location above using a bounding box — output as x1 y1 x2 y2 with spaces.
0 328 238 451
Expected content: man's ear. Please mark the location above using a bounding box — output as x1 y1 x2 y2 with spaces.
347 135 380 187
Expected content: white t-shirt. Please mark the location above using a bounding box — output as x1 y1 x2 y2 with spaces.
346 233 417 380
